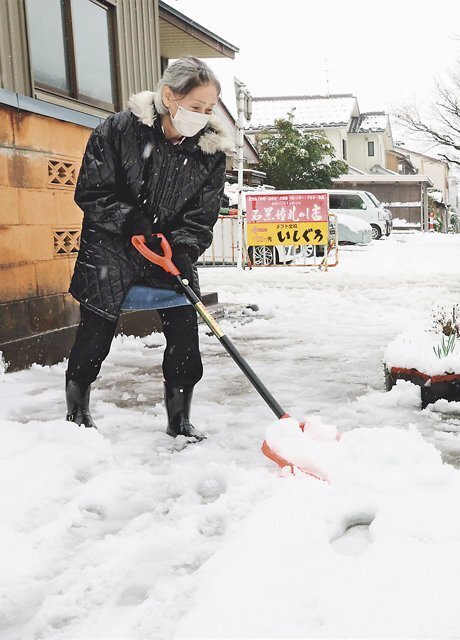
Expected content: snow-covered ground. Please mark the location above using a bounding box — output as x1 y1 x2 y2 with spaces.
2 232 460 639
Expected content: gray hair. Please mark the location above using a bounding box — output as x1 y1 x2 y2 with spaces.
153 56 221 114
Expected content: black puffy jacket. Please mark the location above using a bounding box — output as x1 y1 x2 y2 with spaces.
70 90 232 321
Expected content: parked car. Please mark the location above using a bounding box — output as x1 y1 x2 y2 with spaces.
336 212 372 244
327 189 392 240
300 213 371 258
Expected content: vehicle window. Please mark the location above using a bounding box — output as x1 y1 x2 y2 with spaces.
365 191 381 207
342 195 365 209
329 195 343 209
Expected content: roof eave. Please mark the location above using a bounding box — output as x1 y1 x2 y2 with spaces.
159 1 239 59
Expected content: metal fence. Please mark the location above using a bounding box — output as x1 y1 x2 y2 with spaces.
198 214 339 270
198 214 240 266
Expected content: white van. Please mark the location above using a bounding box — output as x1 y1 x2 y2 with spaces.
327 190 392 240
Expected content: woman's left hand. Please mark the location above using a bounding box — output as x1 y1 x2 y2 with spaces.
173 250 193 283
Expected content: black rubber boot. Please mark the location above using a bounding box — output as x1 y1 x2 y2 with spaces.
66 379 98 429
164 383 206 441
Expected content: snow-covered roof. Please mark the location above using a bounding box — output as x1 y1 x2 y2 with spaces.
393 144 448 165
346 165 368 175
350 112 389 133
335 174 433 186
247 94 358 130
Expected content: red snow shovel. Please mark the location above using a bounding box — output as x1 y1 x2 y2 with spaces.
132 234 319 477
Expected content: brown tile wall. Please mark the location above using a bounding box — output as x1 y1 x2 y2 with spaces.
0 104 91 305
0 104 92 368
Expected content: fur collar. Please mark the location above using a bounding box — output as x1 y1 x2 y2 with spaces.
127 90 234 155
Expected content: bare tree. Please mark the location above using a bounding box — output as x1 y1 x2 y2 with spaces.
396 64 460 167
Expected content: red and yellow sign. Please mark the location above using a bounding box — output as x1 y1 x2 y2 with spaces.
245 191 328 246
246 221 328 246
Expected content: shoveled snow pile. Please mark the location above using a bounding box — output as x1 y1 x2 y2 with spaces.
176 421 460 639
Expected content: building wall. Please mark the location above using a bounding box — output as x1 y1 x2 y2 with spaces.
317 127 346 161
449 171 460 213
1 0 161 117
404 153 448 202
326 126 393 173
386 151 399 173
0 0 32 97
347 133 385 172
0 103 90 366
110 0 161 106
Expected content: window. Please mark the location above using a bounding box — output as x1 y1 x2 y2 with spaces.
330 194 366 210
368 141 375 157
26 0 118 111
342 139 347 160
329 195 343 209
342 194 366 210
365 191 381 207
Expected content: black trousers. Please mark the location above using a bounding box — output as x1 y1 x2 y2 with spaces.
67 304 203 391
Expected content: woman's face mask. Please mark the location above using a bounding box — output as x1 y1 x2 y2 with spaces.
170 100 210 137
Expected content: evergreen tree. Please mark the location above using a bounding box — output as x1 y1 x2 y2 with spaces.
256 112 348 189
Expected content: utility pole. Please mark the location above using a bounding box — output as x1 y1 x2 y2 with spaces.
234 77 252 269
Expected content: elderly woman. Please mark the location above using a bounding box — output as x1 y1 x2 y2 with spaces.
66 56 232 440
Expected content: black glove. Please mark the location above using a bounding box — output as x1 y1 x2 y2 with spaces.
172 249 194 284
132 217 161 253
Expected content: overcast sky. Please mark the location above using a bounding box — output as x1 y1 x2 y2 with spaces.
171 0 460 118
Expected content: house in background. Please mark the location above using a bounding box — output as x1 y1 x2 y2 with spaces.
0 0 238 371
348 112 394 175
386 148 418 175
245 94 394 174
393 144 454 231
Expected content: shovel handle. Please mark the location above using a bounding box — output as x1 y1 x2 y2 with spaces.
131 234 180 277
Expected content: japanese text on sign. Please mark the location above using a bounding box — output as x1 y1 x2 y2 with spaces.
246 221 328 247
246 192 328 224
246 192 328 247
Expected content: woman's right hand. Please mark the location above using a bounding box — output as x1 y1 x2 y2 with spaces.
132 217 161 252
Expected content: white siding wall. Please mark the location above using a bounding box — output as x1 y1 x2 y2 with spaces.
347 132 391 172
448 172 460 213
348 134 378 171
320 128 346 160
405 154 448 202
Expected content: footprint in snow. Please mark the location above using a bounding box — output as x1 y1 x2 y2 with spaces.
330 513 375 557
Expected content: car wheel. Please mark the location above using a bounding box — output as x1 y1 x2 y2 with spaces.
248 245 275 265
371 224 383 240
